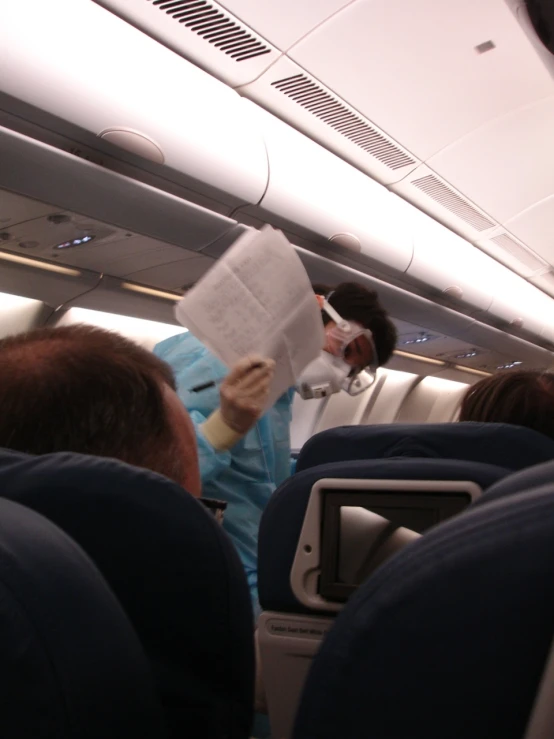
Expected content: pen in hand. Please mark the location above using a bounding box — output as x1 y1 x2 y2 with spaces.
190 378 222 393
190 362 265 393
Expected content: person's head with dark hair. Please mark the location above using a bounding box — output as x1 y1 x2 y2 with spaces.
459 369 554 441
0 324 201 495
313 282 397 369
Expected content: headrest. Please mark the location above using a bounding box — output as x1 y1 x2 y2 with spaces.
0 498 165 738
258 457 509 614
294 484 554 739
296 422 554 474
0 448 254 739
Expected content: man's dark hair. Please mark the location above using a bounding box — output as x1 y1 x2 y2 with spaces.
459 370 554 441
313 282 397 366
0 324 188 483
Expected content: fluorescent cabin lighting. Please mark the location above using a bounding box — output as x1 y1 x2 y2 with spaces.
453 365 492 378
393 349 446 366
120 282 182 301
0 251 81 277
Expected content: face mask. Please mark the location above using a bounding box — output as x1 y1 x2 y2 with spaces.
296 351 352 399
296 353 376 399
295 297 378 400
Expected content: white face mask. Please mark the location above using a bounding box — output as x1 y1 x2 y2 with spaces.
295 351 352 400
295 353 376 399
295 297 378 400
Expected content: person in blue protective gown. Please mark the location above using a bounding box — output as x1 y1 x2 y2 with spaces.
154 332 291 614
154 282 398 614
156 282 397 739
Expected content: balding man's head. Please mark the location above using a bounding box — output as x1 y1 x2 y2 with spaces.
0 324 200 496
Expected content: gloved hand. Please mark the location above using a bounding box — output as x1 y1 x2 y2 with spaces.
201 355 275 450
220 355 275 434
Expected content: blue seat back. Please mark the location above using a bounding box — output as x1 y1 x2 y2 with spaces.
294 484 554 739
0 448 254 739
0 497 165 738
296 422 554 473
474 459 554 508
259 457 509 615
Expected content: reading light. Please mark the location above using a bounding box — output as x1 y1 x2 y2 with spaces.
120 282 182 301
453 365 492 378
393 349 446 366
497 361 523 370
455 351 479 359
401 332 434 346
0 251 81 277
402 337 430 345
54 235 95 250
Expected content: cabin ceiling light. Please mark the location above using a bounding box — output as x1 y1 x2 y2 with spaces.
0 251 81 277
393 349 446 366
54 235 95 250
453 365 492 377
120 281 182 301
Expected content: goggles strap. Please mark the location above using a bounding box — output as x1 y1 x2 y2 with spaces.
322 299 350 332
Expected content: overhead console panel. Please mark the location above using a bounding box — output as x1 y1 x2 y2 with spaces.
2 0 269 207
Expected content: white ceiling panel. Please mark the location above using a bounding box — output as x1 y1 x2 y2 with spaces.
428 96 554 223
217 0 353 50
288 0 554 160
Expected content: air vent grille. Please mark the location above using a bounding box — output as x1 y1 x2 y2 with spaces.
491 233 547 272
271 74 416 171
411 174 494 231
147 0 271 61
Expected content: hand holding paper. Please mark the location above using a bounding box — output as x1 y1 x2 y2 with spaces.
175 226 324 408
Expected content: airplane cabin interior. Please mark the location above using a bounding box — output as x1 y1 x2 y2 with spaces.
2 0 554 737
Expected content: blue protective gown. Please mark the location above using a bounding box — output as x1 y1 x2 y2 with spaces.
154 332 294 612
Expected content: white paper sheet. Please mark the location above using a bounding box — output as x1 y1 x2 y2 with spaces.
175 226 324 407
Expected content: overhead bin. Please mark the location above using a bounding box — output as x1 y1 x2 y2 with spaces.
1 0 269 206
93 0 281 88
244 101 413 274
486 266 554 337
407 207 495 312
295 247 476 338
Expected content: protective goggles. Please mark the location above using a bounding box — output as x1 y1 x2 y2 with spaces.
322 299 379 394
